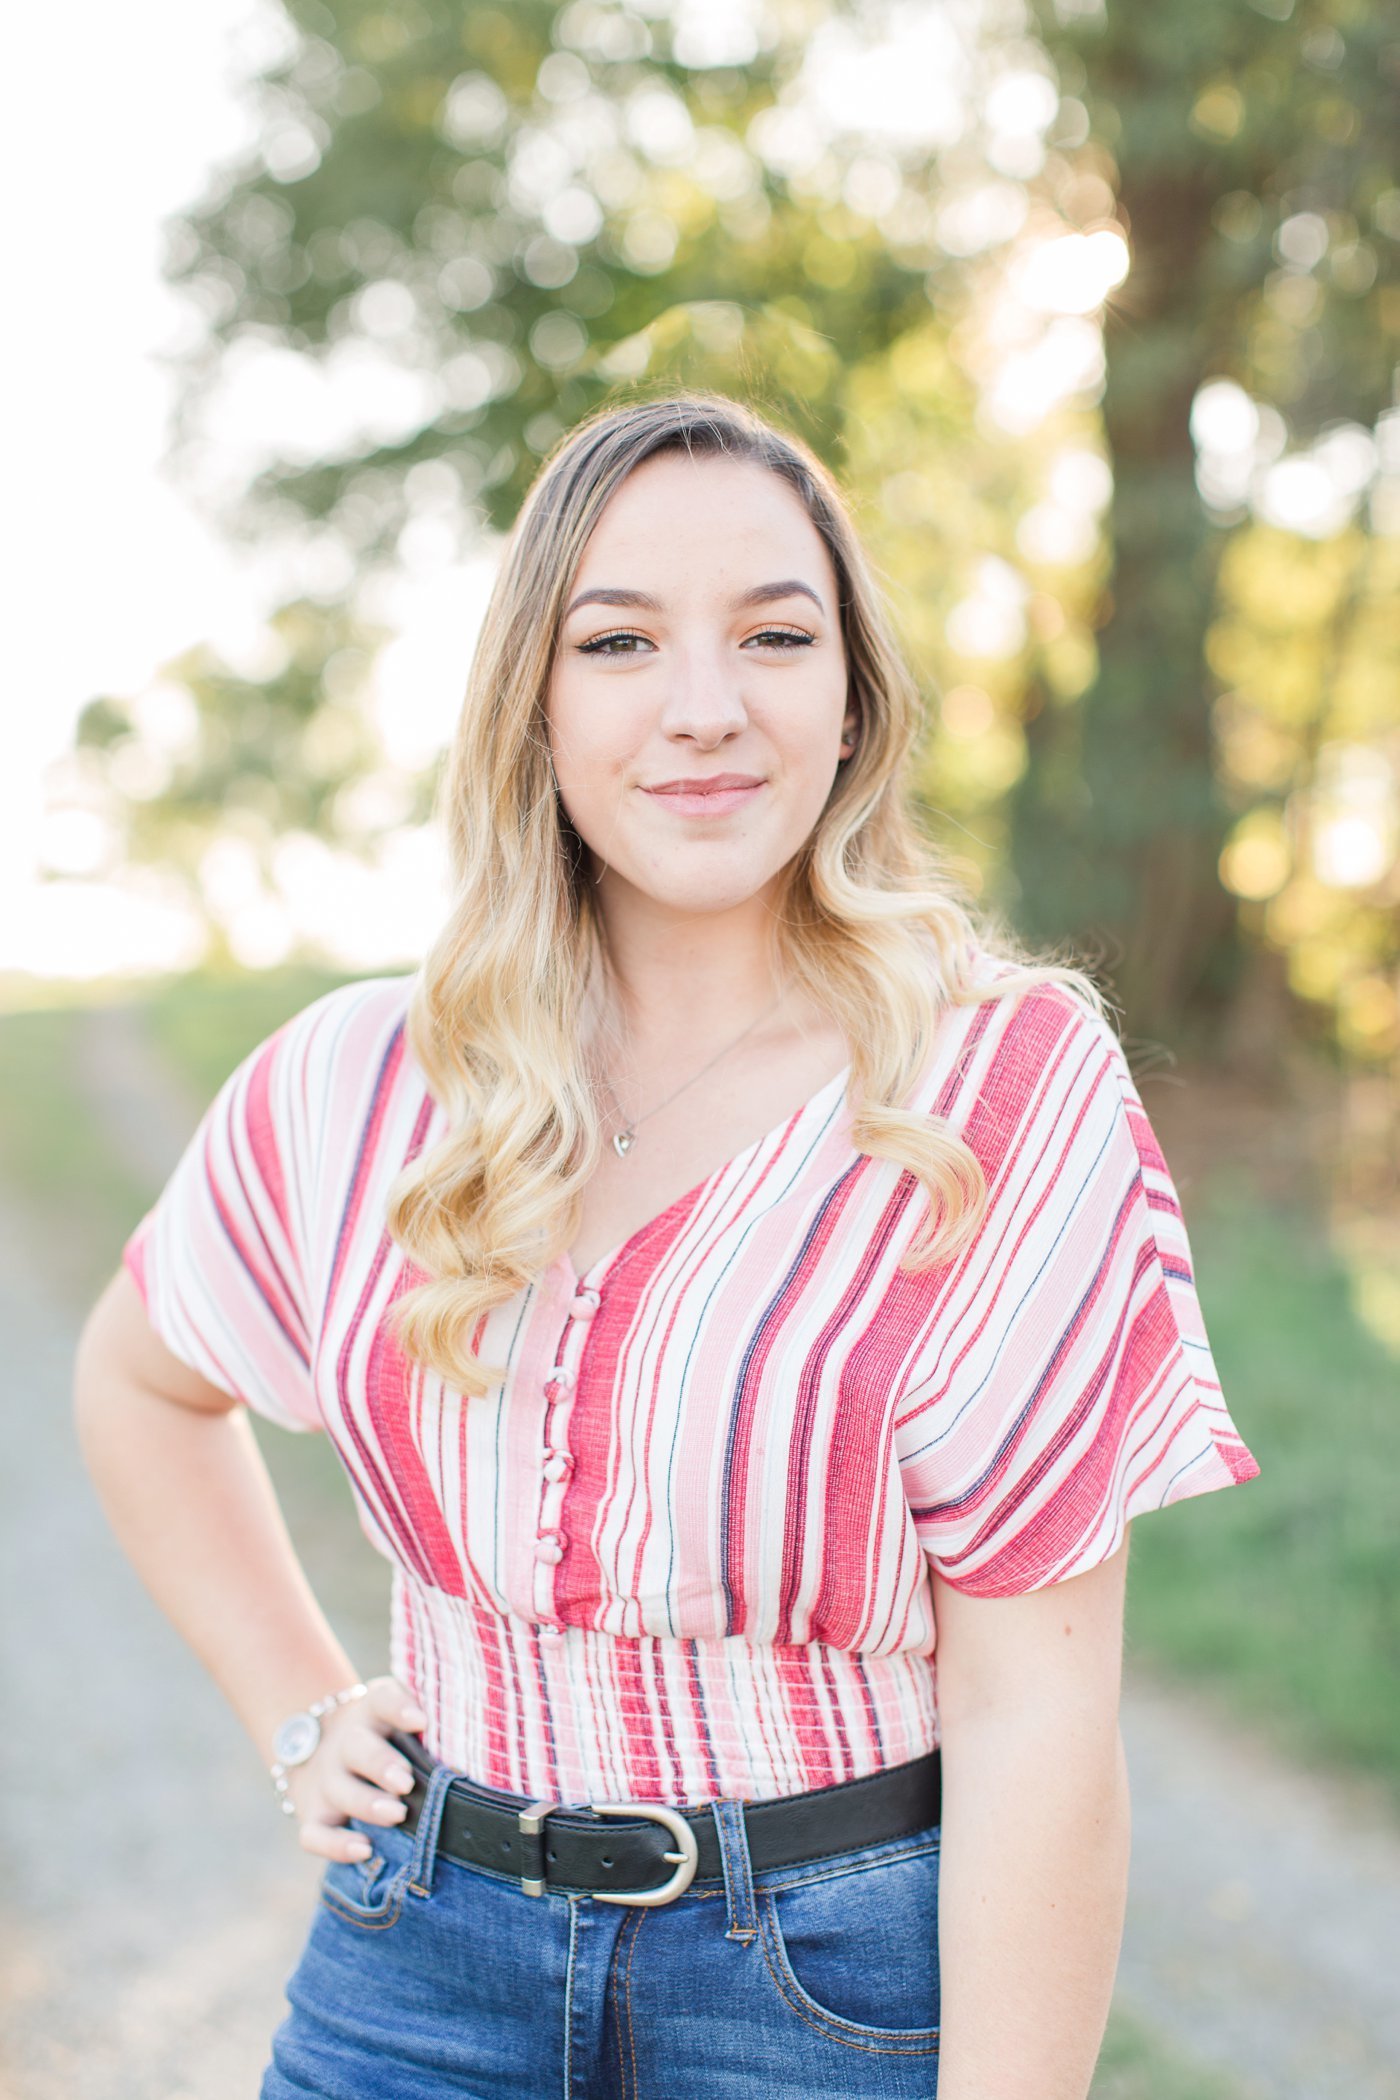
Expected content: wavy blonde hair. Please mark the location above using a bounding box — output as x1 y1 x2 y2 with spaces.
385 390 1114 1398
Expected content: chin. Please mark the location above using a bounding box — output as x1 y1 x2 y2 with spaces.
657 882 766 917
619 865 776 917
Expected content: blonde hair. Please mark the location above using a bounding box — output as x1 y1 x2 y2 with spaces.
385 391 1113 1397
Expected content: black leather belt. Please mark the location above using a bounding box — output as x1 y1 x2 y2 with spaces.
386 1728 941 1908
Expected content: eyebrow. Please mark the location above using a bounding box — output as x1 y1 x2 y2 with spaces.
563 578 826 619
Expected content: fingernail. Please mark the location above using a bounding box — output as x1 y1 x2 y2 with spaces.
347 1837 371 1858
404 1710 426 1729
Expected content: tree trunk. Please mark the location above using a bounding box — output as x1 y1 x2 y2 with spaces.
1009 101 1243 1047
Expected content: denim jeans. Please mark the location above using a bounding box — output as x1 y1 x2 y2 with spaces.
259 1748 943 2098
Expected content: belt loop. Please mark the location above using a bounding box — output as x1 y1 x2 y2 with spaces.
711 1798 757 1944
405 1759 459 1900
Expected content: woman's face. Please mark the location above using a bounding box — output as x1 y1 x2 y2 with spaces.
545 451 856 925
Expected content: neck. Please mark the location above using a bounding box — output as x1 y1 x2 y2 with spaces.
585 883 789 1051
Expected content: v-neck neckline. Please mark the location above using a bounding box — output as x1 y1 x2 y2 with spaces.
557 1058 855 1292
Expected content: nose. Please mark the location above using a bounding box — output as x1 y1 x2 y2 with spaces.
655 639 749 745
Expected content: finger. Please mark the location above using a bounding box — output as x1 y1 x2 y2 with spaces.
322 1769 413 1827
342 1725 418 1799
319 1681 423 1769
364 1675 428 1735
298 1815 377 1864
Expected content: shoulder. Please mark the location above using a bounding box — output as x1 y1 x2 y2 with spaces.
983 977 1126 1093
946 970 1136 1179
243 973 420 1135
272 972 416 1060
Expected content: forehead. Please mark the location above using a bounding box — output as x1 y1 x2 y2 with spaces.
571 452 835 598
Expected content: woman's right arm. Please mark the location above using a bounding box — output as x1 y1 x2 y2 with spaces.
72 1265 426 1863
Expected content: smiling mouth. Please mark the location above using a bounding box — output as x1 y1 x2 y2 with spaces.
641 781 767 814
645 775 765 792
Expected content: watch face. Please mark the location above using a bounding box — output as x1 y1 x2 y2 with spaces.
272 1712 321 1766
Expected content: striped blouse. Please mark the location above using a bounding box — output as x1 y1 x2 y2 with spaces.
122 964 1261 1809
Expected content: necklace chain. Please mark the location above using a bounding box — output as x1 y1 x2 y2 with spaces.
598 994 786 1158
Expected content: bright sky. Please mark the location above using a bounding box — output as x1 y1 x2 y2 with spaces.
5 0 482 991
6 2 254 982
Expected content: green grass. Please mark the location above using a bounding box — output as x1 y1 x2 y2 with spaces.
1123 1171 1400 1806
140 961 363 1101
0 967 363 1309
1092 2003 1251 2099
0 1004 153 1306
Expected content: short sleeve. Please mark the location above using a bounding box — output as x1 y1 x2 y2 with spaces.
121 997 330 1434
895 990 1261 1595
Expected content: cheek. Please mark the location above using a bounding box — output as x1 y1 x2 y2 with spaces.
547 674 598 777
771 687 848 787
546 691 635 838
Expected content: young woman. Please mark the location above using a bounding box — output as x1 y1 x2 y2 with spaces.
76 392 1261 2099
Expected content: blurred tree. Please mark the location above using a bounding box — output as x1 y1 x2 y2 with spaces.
79 0 1078 961
1020 0 1400 1049
72 0 1399 1079
1208 519 1399 1074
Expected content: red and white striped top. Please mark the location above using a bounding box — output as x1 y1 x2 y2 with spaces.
123 963 1261 1807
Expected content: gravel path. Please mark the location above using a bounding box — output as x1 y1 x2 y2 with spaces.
1118 1671 1400 2098
2 1000 1396 2098
3 1005 391 2098
69 996 209 1188
0 1181 393 2100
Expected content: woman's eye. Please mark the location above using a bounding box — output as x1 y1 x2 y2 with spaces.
748 628 814 650
575 626 814 657
577 629 652 656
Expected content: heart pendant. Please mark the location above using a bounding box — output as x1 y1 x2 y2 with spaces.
612 1129 635 1157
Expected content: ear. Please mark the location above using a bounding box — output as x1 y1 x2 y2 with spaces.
838 705 859 757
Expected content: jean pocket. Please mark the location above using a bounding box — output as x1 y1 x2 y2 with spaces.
317 1815 414 1932
757 1832 941 2050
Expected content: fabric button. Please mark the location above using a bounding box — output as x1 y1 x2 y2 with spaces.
568 1289 601 1322
543 1450 574 1483
537 1621 565 1641
535 1531 567 1563
544 1364 574 1395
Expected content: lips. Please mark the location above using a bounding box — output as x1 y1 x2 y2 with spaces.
641 776 767 817
646 775 765 794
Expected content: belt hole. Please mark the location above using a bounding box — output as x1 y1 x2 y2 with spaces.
601 1855 613 1867
547 1849 557 1860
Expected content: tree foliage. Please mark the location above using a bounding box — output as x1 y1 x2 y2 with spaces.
1018 0 1400 1044
74 0 1400 1070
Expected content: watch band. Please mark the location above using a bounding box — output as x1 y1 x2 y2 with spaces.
268 1681 369 1816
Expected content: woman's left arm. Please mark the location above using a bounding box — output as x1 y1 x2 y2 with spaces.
929 1533 1133 2100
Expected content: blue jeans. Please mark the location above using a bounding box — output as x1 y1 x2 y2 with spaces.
260 1749 942 2097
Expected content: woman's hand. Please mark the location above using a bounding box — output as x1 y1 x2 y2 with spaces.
280 1675 428 1861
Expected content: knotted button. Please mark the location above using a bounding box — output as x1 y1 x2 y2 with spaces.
537 1620 565 1641
544 1363 574 1396
542 1450 574 1484
535 1530 567 1563
568 1288 601 1322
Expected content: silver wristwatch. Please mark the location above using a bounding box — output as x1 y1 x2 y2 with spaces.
268 1681 369 1816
